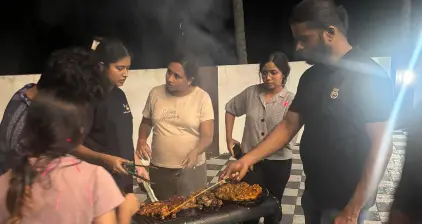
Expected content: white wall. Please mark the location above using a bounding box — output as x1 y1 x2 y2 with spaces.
120 68 167 148
0 58 391 156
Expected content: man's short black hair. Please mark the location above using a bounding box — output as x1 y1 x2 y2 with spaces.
37 47 111 104
289 0 349 35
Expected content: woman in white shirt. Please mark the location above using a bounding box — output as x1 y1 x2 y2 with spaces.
136 56 214 200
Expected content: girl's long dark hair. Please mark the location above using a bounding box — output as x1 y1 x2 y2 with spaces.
93 37 132 66
6 91 85 224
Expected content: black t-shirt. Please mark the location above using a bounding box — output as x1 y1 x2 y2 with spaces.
289 48 394 209
392 103 422 220
84 87 134 189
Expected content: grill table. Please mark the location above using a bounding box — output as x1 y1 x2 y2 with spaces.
132 195 280 224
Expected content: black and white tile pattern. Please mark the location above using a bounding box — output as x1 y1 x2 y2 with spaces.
134 131 407 224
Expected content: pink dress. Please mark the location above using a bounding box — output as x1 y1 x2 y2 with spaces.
0 155 124 224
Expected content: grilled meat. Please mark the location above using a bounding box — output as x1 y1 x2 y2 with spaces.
193 190 223 208
137 195 201 220
138 201 171 219
215 182 262 201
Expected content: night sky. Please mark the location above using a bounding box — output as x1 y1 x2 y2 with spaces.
0 0 418 75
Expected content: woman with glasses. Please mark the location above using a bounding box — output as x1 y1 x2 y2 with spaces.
225 52 295 224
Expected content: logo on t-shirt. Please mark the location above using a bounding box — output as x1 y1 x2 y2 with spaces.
159 108 180 122
123 104 131 114
330 88 339 99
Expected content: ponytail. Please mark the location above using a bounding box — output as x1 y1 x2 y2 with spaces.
6 156 37 224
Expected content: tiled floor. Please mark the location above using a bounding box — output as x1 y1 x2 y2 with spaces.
134 130 406 224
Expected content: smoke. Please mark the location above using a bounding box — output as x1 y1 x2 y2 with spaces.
131 0 238 67
35 0 238 68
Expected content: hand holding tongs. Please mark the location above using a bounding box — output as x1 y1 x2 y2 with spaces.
122 162 152 183
122 162 159 202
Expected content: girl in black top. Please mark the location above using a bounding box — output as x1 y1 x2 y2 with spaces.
84 38 148 193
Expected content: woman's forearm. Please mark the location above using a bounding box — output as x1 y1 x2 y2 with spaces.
225 112 236 141
193 120 214 154
71 145 110 166
138 117 152 143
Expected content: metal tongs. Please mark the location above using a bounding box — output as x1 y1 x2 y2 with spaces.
122 162 159 202
122 162 151 183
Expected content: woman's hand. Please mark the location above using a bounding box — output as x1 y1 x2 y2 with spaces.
135 166 150 182
136 140 151 160
182 150 199 168
226 138 240 157
103 155 130 175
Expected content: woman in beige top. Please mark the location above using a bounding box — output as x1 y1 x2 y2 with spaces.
0 92 139 224
136 56 214 200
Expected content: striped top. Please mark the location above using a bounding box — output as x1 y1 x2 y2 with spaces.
0 83 34 175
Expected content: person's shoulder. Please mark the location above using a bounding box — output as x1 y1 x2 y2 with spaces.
149 85 166 96
57 156 107 177
8 83 34 102
300 64 322 81
286 89 296 98
193 86 210 98
245 84 261 93
343 49 390 80
112 87 125 95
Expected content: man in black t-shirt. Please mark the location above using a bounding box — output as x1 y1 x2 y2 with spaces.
221 0 394 223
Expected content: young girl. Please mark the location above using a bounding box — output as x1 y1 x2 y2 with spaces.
83 38 149 193
0 91 139 224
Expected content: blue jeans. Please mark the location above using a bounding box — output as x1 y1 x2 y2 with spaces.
301 190 368 224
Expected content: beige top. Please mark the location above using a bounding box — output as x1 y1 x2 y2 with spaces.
0 155 124 224
143 85 214 168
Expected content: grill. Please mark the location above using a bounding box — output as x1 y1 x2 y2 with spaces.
132 195 280 224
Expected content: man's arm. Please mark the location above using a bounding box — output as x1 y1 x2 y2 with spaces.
346 122 393 214
344 71 394 216
242 111 303 166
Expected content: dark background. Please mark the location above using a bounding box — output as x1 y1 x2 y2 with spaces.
0 0 419 75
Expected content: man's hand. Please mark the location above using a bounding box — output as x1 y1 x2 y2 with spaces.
333 207 359 224
182 150 199 168
103 155 130 175
135 166 150 182
136 140 151 160
219 158 250 181
226 138 240 157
